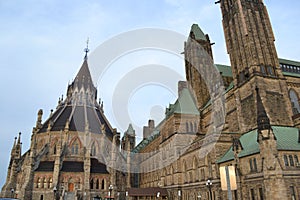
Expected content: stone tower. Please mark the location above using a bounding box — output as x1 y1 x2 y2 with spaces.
184 24 214 109
219 0 294 131
256 87 288 199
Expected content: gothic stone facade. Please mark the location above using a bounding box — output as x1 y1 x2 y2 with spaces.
132 1 300 200
1 59 128 200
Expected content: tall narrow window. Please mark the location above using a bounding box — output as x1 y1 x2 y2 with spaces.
91 142 96 156
90 179 94 189
186 122 189 132
101 179 105 190
259 187 264 200
290 186 296 200
96 179 99 189
253 158 257 172
190 122 193 133
53 145 57 155
289 90 300 115
284 155 289 166
72 140 79 155
294 155 299 165
289 155 295 166
250 189 255 200
249 159 253 171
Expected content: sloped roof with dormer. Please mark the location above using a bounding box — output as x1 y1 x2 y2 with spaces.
165 87 200 118
217 126 300 164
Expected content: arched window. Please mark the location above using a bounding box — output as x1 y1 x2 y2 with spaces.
71 139 80 155
289 90 300 115
190 122 193 133
90 179 94 189
194 123 197 133
294 155 299 165
91 142 96 156
37 177 41 188
284 155 289 166
43 177 47 189
53 145 57 155
186 122 189 132
101 179 105 190
49 178 53 189
289 155 295 166
96 179 99 189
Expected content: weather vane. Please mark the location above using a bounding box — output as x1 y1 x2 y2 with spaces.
84 37 90 60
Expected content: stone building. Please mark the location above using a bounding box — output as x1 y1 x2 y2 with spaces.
1 0 300 200
128 1 300 200
0 54 130 200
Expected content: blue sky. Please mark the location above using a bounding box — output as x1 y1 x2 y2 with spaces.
0 0 300 187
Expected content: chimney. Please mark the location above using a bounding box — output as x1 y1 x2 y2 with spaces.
178 81 187 97
143 119 155 139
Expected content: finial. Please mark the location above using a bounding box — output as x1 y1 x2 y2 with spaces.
84 37 90 60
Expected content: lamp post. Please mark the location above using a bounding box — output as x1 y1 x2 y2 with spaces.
206 179 212 200
178 188 181 200
10 188 14 198
53 186 57 200
197 192 201 199
109 185 113 200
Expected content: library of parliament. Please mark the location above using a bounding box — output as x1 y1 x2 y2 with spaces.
1 0 300 199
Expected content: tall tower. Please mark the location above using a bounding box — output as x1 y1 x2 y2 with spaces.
220 0 282 85
184 24 214 109
219 0 294 131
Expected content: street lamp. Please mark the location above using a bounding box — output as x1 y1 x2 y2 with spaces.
109 185 113 200
178 188 181 200
53 186 57 200
197 192 201 199
206 179 212 200
10 188 14 198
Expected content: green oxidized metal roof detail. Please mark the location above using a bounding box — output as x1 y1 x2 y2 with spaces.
216 64 232 77
191 24 207 41
279 58 300 67
165 87 200 117
217 126 300 164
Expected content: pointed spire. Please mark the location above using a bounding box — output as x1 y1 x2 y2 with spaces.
125 124 135 136
17 132 21 145
84 37 90 60
256 87 271 132
190 24 207 41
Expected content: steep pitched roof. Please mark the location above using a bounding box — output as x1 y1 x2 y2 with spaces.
217 126 300 163
166 88 200 117
74 59 94 89
190 24 207 41
256 87 271 132
37 59 114 136
125 124 135 136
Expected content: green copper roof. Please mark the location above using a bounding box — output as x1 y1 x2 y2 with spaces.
279 58 300 67
217 126 300 164
125 123 135 136
191 24 207 41
166 88 200 117
216 64 232 77
282 72 300 78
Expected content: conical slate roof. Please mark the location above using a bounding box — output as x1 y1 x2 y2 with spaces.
38 59 113 136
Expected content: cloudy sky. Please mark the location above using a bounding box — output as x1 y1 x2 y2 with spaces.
0 0 300 187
